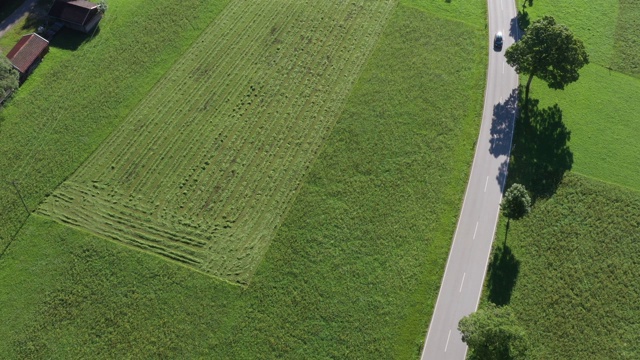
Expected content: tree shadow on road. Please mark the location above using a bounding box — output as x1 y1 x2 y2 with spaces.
489 88 518 158
487 242 520 306
509 15 524 40
501 89 573 201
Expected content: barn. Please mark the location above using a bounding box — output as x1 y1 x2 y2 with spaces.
6 33 50 83
48 0 103 34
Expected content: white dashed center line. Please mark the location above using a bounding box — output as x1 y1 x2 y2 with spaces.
444 329 452 352
459 273 466 293
473 222 479 239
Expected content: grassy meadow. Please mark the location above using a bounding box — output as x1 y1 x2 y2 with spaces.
489 174 640 359
519 0 640 191
0 0 231 248
39 0 397 284
482 1 640 358
1 0 488 358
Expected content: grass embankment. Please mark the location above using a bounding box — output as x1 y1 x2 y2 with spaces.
489 174 640 359
483 1 640 358
39 0 397 284
0 1 488 358
0 0 231 249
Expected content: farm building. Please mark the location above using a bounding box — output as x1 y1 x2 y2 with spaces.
6 33 50 83
48 0 103 34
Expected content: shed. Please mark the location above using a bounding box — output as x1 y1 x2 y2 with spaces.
48 0 103 33
6 33 50 83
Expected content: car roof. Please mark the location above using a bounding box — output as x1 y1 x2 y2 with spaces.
496 31 503 37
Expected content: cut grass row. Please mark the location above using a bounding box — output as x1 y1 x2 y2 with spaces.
0 2 488 358
0 0 231 248
39 0 397 284
488 173 640 359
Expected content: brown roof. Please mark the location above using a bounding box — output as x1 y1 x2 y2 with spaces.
49 0 98 25
6 34 49 74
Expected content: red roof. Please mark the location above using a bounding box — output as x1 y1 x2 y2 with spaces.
6 33 49 74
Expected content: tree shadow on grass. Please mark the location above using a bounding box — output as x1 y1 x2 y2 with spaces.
504 89 573 201
487 242 520 306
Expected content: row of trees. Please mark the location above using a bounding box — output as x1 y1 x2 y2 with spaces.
0 54 18 101
459 14 589 359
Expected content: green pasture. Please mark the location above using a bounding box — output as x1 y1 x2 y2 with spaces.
488 173 640 359
0 1 488 358
39 0 397 284
0 0 231 248
528 65 640 192
482 2 640 358
518 0 640 190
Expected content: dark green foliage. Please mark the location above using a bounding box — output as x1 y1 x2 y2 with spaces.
0 53 18 96
501 184 531 220
506 16 589 102
458 303 529 360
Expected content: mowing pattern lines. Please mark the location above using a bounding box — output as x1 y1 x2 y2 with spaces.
39 0 396 283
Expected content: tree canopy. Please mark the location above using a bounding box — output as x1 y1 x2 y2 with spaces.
0 53 19 97
458 303 529 360
501 183 531 221
505 16 589 103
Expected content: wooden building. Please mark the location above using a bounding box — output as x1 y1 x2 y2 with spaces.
48 0 103 34
6 33 50 83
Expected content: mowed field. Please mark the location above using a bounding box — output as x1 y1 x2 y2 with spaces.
39 0 395 284
1 0 490 358
0 0 231 249
482 1 640 358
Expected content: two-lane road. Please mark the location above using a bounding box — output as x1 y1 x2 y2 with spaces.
420 0 519 359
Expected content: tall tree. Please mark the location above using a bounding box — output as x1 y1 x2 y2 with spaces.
458 303 529 360
501 183 531 222
0 53 19 99
505 16 589 107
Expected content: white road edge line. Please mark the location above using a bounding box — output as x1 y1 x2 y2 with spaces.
422 93 487 354
484 176 489 192
459 273 466 293
473 222 479 239
422 5 515 355
444 329 452 352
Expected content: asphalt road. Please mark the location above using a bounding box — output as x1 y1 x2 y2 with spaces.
420 0 519 359
0 0 40 39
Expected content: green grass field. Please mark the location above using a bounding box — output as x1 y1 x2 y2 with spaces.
0 0 231 248
489 174 640 359
38 0 397 284
482 2 640 358
0 0 488 358
519 0 640 191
